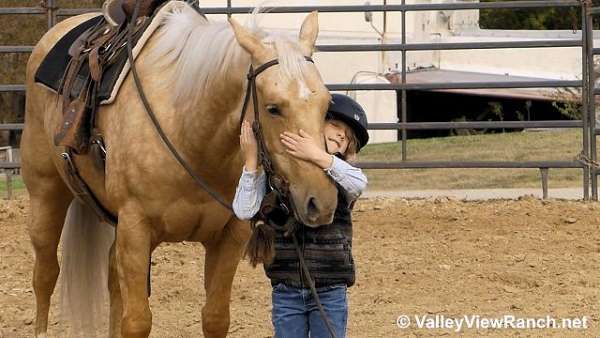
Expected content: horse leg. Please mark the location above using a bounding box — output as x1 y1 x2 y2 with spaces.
202 218 251 338
21 109 73 336
115 204 153 338
109 242 123 338
27 182 72 337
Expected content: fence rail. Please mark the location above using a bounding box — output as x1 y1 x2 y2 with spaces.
317 40 584 52
0 0 596 200
359 161 584 170
0 85 26 92
0 46 34 53
369 120 583 130
0 40 584 55
199 1 582 14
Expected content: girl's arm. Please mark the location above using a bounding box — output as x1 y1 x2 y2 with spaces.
232 167 267 220
280 129 368 203
323 155 368 202
233 120 266 220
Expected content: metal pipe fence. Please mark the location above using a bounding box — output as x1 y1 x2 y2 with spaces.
0 0 595 199
586 1 600 200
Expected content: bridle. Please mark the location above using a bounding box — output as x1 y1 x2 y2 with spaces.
127 2 338 337
242 58 344 338
239 58 316 231
241 59 339 338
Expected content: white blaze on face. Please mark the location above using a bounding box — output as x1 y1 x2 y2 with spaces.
298 79 311 99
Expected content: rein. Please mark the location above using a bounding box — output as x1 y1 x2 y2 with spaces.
126 2 233 211
240 57 340 338
127 2 338 337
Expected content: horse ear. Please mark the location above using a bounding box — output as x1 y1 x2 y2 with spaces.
299 11 319 56
229 17 266 58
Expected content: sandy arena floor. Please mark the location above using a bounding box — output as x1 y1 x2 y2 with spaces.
1 196 599 337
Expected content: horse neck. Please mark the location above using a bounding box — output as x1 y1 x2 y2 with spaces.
178 62 248 167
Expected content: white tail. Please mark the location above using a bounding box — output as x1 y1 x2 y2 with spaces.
59 199 115 337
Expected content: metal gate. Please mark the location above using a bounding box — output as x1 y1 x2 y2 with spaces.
0 0 598 199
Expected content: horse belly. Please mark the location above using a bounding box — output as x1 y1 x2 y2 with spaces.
160 199 233 243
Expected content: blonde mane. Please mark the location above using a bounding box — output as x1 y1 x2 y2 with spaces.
148 3 312 108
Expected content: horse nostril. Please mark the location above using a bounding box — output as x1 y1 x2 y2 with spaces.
307 196 319 217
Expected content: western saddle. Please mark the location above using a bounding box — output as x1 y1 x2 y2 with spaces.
103 0 165 27
55 0 166 154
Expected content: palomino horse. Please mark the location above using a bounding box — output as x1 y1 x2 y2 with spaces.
21 2 337 337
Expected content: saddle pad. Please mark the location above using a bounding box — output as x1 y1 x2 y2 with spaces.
34 15 103 94
35 1 185 105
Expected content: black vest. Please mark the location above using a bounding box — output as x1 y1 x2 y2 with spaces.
264 186 355 288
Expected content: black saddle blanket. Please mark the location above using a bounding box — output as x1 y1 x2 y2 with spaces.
34 15 145 103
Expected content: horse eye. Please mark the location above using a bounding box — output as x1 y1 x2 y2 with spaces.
266 104 281 116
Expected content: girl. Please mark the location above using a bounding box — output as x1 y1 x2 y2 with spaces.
233 94 369 338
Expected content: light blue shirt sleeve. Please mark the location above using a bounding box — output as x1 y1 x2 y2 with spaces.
323 155 368 203
232 167 267 220
232 156 367 219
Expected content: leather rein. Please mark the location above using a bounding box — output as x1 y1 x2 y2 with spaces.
126 1 338 337
239 59 339 338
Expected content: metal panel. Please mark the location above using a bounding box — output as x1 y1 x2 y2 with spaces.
0 0 593 199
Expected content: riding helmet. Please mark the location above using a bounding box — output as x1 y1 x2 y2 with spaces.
326 94 370 150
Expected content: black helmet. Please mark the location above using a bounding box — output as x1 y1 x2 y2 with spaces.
326 94 369 151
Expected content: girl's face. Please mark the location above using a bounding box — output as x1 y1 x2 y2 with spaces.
323 119 352 155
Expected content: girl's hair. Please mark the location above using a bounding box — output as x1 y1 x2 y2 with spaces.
325 114 359 162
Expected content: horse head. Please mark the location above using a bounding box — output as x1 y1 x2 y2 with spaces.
229 12 338 227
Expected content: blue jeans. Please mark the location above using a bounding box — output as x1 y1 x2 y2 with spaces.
271 282 348 338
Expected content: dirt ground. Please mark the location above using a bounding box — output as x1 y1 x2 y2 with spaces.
1 195 600 338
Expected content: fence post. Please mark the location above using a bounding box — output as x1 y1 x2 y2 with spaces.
5 170 13 200
539 168 549 199
582 0 591 200
585 1 598 201
400 0 407 161
42 0 57 29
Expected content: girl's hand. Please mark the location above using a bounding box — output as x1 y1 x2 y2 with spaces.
280 129 333 169
240 120 258 171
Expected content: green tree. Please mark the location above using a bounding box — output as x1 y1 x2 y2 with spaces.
480 0 600 30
